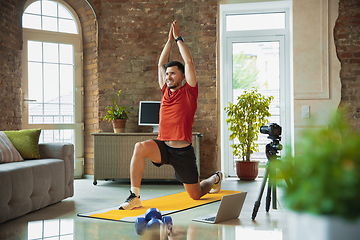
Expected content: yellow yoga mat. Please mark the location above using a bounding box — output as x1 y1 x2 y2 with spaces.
77 190 241 222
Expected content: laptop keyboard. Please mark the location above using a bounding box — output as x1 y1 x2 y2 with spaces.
204 216 216 221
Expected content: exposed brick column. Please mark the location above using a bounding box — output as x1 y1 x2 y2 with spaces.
63 0 99 175
334 0 360 129
0 0 24 130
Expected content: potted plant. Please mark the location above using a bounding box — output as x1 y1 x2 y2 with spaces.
224 88 273 180
275 110 360 240
103 90 133 133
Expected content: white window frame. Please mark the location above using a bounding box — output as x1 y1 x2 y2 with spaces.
220 1 294 177
22 0 84 178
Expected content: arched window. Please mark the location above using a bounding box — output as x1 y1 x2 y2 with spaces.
23 0 78 34
22 0 83 177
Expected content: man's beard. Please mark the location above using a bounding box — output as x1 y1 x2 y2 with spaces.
167 81 179 89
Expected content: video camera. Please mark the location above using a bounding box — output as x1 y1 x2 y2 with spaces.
260 123 282 141
260 123 282 153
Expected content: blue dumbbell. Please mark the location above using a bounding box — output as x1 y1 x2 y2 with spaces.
145 208 162 221
162 216 173 233
135 217 146 235
145 208 163 230
135 208 166 235
146 217 163 230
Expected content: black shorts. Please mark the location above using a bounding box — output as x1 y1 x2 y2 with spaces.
152 139 199 184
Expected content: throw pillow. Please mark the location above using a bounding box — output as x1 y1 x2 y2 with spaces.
3 129 41 159
0 132 24 163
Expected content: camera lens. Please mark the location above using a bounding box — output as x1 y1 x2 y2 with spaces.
260 125 269 134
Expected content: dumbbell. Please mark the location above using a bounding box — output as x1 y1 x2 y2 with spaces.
135 208 173 235
162 216 173 233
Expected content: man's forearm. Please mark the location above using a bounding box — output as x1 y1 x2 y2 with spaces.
176 40 193 64
158 40 173 67
176 38 197 86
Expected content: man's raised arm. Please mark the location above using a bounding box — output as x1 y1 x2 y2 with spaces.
172 21 197 87
158 24 174 89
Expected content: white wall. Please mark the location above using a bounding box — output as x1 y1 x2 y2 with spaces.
293 0 341 146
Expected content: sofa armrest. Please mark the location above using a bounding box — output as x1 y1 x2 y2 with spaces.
38 142 74 160
38 143 74 198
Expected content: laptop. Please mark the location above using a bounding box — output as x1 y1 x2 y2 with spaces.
192 192 247 224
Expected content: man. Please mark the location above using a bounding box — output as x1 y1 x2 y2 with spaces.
119 21 223 210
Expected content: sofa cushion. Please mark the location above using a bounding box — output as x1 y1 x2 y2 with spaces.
0 132 24 163
0 159 65 223
3 129 41 159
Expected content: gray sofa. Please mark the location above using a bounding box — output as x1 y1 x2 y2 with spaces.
0 143 74 224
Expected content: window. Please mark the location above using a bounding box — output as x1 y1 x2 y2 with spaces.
23 0 78 34
27 41 75 125
226 12 286 31
22 0 83 178
231 40 282 163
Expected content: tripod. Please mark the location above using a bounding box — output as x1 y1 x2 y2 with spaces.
251 138 291 220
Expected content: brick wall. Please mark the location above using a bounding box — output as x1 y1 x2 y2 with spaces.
334 0 360 129
89 0 219 177
4 0 357 178
0 0 23 130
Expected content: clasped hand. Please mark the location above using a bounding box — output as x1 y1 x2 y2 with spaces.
168 20 182 41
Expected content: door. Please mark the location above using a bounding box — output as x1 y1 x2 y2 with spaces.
225 36 285 176
220 2 292 177
22 0 84 178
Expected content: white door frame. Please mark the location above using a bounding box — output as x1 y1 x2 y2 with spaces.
220 1 294 177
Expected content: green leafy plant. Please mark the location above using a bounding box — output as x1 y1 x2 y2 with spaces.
224 88 273 161
276 110 360 221
103 90 133 122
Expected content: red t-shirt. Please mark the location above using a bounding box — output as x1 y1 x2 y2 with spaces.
157 82 198 143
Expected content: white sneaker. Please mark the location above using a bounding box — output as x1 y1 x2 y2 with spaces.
209 171 223 194
119 191 142 210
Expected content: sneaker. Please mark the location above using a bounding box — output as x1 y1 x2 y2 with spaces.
209 171 223 194
119 191 142 210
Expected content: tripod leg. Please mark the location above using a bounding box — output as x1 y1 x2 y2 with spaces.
252 164 270 220
266 160 277 212
272 164 277 210
265 182 271 212
272 177 277 210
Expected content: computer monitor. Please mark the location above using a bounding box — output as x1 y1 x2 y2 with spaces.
138 101 161 133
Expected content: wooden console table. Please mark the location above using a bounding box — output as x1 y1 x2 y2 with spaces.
91 132 201 185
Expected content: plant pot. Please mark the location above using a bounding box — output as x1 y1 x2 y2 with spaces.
288 211 360 240
112 119 126 133
236 160 259 180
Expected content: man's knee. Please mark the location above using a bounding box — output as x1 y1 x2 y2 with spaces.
186 187 202 200
134 141 146 153
188 192 201 200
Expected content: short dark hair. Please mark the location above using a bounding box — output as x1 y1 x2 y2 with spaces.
165 61 185 74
